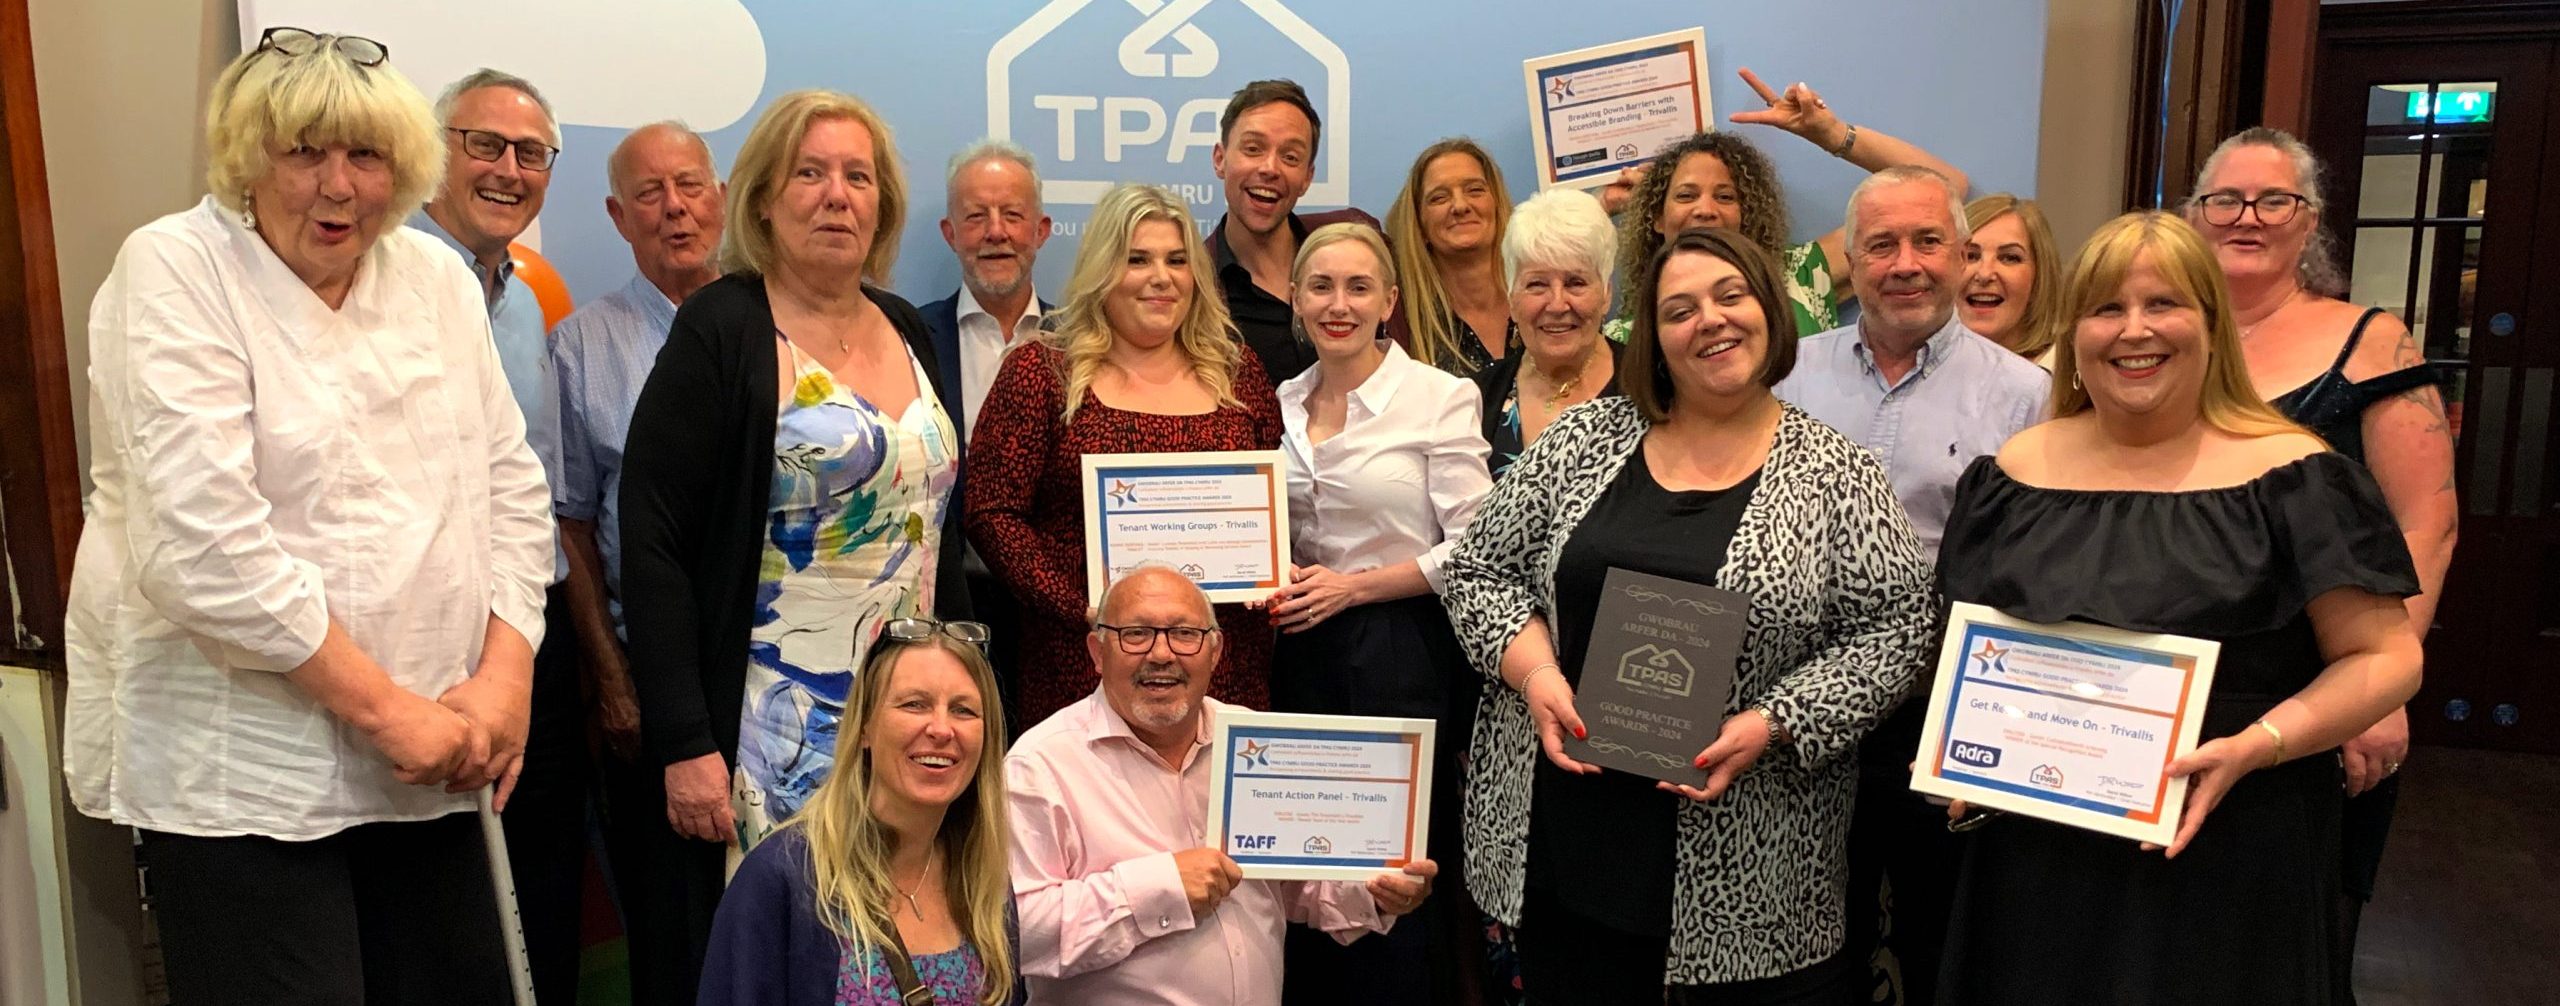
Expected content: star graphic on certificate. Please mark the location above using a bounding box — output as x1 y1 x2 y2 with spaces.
1970 640 2012 676
1107 479 1140 506
1235 739 1271 771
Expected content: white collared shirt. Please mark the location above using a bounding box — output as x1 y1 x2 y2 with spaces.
64 196 554 839
1275 342 1493 592
956 283 1042 441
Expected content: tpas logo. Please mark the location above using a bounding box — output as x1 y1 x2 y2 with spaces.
987 0 1352 209
2028 764 2065 788
1949 741 2002 769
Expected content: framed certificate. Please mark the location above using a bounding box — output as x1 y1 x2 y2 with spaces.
1206 711 1435 882
1910 602 2220 846
1080 450 1290 604
1521 27 1714 191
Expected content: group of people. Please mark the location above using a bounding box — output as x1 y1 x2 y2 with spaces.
60 23 2457 1006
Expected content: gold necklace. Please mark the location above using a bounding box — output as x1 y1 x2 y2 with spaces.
893 847 935 922
1534 341 1600 408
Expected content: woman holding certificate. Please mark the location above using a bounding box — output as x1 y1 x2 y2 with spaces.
1264 223 1494 1002
965 182 1285 730
1443 228 1934 1004
1932 211 2423 1005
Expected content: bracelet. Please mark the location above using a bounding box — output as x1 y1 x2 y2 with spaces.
1751 706 1790 746
1828 123 1860 159
2252 718 2285 768
1514 662 1561 692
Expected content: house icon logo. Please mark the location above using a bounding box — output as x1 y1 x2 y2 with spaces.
1615 643 1696 699
986 0 1352 207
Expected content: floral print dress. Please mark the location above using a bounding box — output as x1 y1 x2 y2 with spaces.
736 337 957 851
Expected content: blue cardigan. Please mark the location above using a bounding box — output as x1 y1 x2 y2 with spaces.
699 827 1023 1006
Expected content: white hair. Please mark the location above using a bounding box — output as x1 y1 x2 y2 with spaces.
1844 165 1969 248
2189 127 2346 296
434 68 559 144
1501 188 1616 292
944 137 1044 213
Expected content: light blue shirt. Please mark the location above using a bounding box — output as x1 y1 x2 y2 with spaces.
1775 314 2050 561
413 211 566 582
549 272 680 639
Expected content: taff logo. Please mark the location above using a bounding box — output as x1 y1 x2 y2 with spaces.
988 0 1352 206
1235 833 1279 850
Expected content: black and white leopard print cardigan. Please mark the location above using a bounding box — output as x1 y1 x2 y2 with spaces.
1443 396 1935 985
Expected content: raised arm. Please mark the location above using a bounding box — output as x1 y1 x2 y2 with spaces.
1727 67 1972 290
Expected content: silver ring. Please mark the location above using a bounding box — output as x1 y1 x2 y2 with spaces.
1814 98 1829 109
2384 760 2403 774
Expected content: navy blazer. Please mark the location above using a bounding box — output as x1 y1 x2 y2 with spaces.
918 288 1052 433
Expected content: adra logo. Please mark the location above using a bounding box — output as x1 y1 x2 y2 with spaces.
987 0 1352 209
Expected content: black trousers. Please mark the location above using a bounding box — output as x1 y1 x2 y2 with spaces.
140 813 512 1006
502 585 589 1006
598 747 729 1006
1516 886 1864 1006
1841 703 1964 1006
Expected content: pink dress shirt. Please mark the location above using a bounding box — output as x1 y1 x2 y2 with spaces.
1007 691 1393 1005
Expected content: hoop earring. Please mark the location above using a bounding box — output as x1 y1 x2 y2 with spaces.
2070 370 2082 391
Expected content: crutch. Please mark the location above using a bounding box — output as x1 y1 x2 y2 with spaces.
477 789 538 1005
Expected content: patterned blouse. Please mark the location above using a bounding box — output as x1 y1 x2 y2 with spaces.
836 941 986 1005
1440 397 1934 984
738 339 958 850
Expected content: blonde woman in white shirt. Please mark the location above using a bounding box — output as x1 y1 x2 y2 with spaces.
64 29 551 1004
1260 221 1495 1003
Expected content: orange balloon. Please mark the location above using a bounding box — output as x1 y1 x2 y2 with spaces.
509 242 575 330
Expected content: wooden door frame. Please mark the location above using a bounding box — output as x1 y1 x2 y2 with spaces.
0 0 80 672
2312 2 2560 753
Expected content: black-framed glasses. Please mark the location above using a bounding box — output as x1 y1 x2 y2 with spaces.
884 618 991 649
1094 623 1218 655
447 127 561 172
254 26 387 67
2194 190 2310 227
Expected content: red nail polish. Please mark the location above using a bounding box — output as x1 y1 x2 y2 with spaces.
1572 725 1586 740
1693 754 1710 768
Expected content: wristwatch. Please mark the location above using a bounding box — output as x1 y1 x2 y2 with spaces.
1752 706 1791 746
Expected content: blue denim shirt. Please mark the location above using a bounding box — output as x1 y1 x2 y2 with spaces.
549 273 679 638
412 211 566 582
1774 314 2050 561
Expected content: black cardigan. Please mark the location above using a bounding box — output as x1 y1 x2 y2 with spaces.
619 272 971 768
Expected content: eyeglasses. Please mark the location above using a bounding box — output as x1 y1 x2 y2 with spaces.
2194 190 2310 227
883 618 991 648
1093 623 1218 655
447 127 561 172
253 26 387 67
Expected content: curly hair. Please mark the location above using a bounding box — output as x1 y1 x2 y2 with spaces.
1614 132 1792 312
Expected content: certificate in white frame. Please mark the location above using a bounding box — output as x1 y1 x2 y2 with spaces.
1206 710 1436 882
1521 27 1714 191
1080 450 1291 605
1909 602 2221 846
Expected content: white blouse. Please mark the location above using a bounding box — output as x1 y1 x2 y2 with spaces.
64 197 554 839
1276 342 1493 592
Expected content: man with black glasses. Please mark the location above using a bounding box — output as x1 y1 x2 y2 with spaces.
414 67 582 1006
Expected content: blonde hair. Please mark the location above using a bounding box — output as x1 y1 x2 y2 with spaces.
787 635 1014 1005
2049 211 2310 441
720 89 908 284
1043 183 1242 423
1964 194 2067 360
2187 126 2347 297
1293 221 1397 291
1385 138 1512 370
203 35 444 223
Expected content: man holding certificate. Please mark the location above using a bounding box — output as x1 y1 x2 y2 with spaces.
1006 565 1435 1006
1927 213 2421 1005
